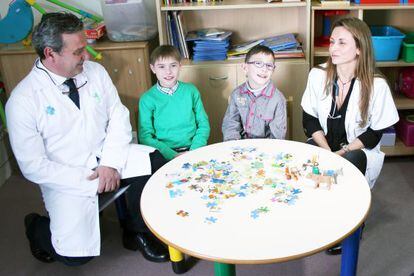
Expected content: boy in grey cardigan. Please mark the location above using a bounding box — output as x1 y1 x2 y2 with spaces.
222 45 287 141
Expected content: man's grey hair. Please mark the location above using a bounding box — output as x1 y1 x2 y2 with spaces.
32 12 83 60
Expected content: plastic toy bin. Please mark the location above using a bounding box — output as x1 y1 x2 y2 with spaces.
402 33 414 63
101 0 158 42
396 114 414 146
354 0 402 4
370 26 405 61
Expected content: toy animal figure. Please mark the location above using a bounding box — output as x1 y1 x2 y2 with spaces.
306 168 342 190
289 166 300 181
285 166 300 181
306 173 335 190
323 168 343 184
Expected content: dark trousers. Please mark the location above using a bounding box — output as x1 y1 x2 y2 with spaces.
123 150 167 233
306 138 367 174
26 150 167 266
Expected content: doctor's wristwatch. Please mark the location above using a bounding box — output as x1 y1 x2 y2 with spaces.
340 143 350 153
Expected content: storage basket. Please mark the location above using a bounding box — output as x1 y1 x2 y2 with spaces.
101 0 158 42
371 26 405 61
402 33 414 63
354 0 401 4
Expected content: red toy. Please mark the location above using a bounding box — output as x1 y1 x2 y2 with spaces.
398 67 414 99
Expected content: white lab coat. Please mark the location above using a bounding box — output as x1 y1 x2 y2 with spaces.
301 66 399 188
6 60 154 257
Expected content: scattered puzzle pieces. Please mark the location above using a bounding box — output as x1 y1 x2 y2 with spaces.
176 210 189 217
165 147 342 223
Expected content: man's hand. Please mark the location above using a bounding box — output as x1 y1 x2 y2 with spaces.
88 166 121 194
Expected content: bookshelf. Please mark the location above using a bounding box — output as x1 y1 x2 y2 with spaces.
310 2 414 156
155 0 311 143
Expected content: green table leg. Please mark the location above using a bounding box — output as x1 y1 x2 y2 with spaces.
168 246 186 274
214 262 236 276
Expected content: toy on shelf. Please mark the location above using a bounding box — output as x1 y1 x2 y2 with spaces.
315 10 349 47
399 67 414 99
0 0 103 60
0 0 33 44
42 0 103 22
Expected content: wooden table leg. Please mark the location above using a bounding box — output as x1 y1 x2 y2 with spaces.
169 246 186 274
214 262 236 276
341 226 362 276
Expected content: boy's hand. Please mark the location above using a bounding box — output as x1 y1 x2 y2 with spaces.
88 166 121 193
175 152 186 158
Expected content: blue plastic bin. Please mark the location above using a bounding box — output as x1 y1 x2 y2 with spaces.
371 26 405 61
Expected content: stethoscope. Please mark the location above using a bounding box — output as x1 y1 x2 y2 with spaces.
35 59 88 93
328 82 342 120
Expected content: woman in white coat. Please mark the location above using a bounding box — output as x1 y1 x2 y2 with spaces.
301 17 399 254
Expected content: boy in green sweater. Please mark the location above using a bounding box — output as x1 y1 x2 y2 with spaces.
138 45 210 160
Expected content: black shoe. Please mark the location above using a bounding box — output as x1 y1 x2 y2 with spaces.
326 243 342 255
122 231 169 263
24 213 55 263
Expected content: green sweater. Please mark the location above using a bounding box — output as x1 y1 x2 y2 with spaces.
138 82 210 160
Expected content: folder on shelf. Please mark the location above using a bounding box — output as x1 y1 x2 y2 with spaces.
186 29 232 41
261 33 299 52
319 0 350 6
165 12 172 45
169 12 181 52
230 39 264 54
176 11 189 58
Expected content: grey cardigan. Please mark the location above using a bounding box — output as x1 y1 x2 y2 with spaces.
222 82 287 141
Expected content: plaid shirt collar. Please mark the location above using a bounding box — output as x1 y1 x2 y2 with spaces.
241 81 274 98
156 81 179 96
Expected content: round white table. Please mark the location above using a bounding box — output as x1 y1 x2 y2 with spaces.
141 139 371 276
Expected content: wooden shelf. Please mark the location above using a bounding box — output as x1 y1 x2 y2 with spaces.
180 57 308 66
161 0 307 11
382 137 414 156
393 93 414 110
312 2 414 10
313 47 329 57
313 47 414 67
376 60 414 67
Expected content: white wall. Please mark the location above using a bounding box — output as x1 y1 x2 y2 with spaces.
0 0 103 25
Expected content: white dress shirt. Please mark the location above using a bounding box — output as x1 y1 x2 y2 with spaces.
6 59 154 256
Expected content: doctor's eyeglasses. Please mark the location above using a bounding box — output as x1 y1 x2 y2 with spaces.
246 61 276 71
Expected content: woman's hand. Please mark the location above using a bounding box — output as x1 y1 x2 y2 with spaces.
335 149 346 156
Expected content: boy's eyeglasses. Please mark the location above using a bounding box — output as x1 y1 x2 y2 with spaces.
246 61 276 71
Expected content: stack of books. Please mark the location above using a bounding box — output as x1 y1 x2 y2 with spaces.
186 28 232 61
261 33 298 52
227 39 265 58
227 33 304 60
164 0 223 4
319 0 350 5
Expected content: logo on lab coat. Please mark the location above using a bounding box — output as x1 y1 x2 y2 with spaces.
93 92 101 103
46 106 55 115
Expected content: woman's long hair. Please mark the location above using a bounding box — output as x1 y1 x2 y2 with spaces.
323 17 378 127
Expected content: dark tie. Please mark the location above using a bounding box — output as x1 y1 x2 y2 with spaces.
64 78 80 109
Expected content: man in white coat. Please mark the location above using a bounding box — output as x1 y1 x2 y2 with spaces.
6 13 168 265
